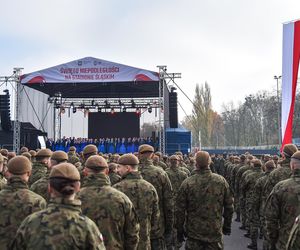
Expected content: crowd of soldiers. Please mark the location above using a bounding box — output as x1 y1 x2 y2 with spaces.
0 144 233 250
1 143 300 249
214 143 300 250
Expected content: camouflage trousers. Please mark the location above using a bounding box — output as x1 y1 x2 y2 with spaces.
185 238 223 250
240 196 247 227
234 194 240 215
151 237 167 250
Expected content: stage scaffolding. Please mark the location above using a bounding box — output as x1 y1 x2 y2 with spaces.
1 66 181 154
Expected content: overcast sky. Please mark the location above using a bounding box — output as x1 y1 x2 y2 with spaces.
0 0 299 136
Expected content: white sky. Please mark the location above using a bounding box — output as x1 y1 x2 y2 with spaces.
0 0 299 136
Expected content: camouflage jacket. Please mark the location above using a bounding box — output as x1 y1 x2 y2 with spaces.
235 164 251 197
0 177 46 249
158 161 168 170
109 172 121 185
11 197 105 250
139 159 174 237
230 162 245 194
263 158 292 199
176 168 233 242
78 173 139 250
28 162 48 186
0 172 7 190
241 167 263 198
30 171 50 201
265 169 300 250
287 215 300 250
251 171 271 221
165 167 188 199
113 171 160 250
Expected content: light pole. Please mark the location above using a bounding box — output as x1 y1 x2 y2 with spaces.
274 75 282 146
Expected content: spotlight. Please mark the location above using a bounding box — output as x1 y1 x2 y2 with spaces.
111 108 115 114
122 107 127 112
105 100 110 108
136 107 140 114
98 107 102 112
73 107 77 113
70 102 74 108
148 107 152 113
147 103 151 109
91 100 95 106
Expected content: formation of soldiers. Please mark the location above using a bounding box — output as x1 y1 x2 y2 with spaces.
217 143 300 250
0 144 234 250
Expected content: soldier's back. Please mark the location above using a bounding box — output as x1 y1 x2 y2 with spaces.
29 162 48 186
0 177 46 249
11 198 105 250
30 175 49 201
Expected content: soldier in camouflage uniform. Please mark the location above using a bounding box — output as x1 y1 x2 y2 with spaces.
28 148 52 186
138 144 174 250
155 152 168 170
177 154 191 176
0 154 7 190
78 155 139 250
29 150 36 162
0 156 46 249
31 151 68 201
263 143 297 201
240 159 264 249
11 163 105 250
108 162 121 185
165 155 188 249
67 146 81 167
287 215 300 250
250 160 275 250
176 151 233 250
114 154 160 250
265 151 300 250
236 155 253 229
187 157 196 173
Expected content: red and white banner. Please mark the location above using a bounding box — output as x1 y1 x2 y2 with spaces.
21 57 159 84
281 20 300 149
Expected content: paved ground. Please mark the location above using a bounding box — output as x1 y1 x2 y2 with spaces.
180 215 263 250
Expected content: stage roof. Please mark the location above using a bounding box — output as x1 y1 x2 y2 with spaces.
20 57 160 98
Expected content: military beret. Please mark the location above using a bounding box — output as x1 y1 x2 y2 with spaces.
29 150 37 157
265 160 276 169
283 144 298 158
195 151 211 167
8 152 16 160
138 144 154 153
118 154 139 165
240 154 246 160
36 148 52 158
252 159 262 167
83 144 98 155
8 156 32 174
85 155 108 170
155 152 162 157
50 163 80 181
20 147 29 153
22 152 31 160
51 151 68 163
291 151 300 161
169 155 179 161
0 153 3 163
69 146 76 152
0 149 8 157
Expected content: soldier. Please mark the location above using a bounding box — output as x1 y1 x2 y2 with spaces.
0 154 6 190
0 148 8 159
138 144 174 250
22 152 32 161
236 155 253 229
114 153 160 250
176 151 233 250
108 162 121 185
165 154 188 249
251 160 276 250
241 159 264 249
29 150 37 162
177 154 191 176
29 148 52 186
67 146 81 167
31 150 68 201
8 152 16 161
187 157 196 173
78 155 139 249
155 152 168 170
11 163 105 250
0 156 46 249
263 143 297 199
19 146 29 155
265 151 300 250
287 215 300 250
82 144 98 165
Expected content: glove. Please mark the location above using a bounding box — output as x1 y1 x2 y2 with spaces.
222 226 231 235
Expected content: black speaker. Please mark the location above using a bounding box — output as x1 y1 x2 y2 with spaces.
169 91 178 128
0 92 11 131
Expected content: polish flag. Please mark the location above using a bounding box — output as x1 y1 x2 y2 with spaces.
281 20 300 150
